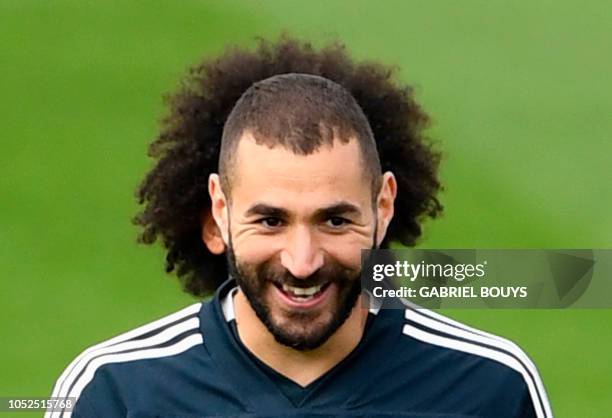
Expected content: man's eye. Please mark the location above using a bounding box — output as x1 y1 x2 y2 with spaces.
326 217 349 228
260 217 283 228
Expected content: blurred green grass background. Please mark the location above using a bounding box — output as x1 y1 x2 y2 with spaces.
1 1 611 416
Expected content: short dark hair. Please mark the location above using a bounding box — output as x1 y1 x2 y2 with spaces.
134 36 443 297
219 73 381 195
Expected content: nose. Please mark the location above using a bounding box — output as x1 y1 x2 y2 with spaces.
280 225 324 279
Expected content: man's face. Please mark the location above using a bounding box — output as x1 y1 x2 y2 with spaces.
214 133 384 350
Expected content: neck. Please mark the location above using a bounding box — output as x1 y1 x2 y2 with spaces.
233 289 369 387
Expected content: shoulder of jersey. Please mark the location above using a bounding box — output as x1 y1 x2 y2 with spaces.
45 302 203 418
398 300 553 418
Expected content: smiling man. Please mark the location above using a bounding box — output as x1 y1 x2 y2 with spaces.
47 37 552 418
207 75 397 387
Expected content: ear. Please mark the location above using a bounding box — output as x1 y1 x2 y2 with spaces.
200 209 225 254
375 171 397 246
208 174 230 246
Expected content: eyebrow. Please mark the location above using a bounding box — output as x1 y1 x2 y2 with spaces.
313 202 362 220
244 204 290 219
244 202 362 220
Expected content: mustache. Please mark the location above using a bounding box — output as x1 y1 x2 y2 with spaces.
258 262 359 288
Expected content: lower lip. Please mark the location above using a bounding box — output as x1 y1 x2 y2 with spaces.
272 283 333 310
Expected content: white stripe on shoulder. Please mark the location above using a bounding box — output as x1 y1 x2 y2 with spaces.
401 304 552 418
46 302 201 418
403 324 546 418
60 333 203 418
403 310 551 417
404 299 536 355
55 317 199 402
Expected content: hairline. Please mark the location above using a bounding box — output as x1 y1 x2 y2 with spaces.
219 129 383 205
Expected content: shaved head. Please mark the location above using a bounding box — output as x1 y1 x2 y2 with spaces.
219 73 382 197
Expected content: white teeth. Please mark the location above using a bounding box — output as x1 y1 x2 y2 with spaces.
282 283 323 297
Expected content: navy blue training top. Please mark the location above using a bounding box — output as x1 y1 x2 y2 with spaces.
47 279 552 418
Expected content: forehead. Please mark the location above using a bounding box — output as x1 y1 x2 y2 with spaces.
230 133 371 209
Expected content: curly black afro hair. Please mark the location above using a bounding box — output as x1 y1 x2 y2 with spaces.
133 35 443 297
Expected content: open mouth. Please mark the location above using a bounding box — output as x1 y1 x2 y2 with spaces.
273 282 332 305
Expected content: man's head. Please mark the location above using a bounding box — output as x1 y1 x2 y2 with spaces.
208 74 396 350
134 36 442 298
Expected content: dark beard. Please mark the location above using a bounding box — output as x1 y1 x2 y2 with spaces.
225 246 362 351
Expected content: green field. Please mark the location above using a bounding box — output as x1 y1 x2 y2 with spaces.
1 1 611 416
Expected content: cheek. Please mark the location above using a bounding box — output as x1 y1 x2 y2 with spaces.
233 235 279 265
321 238 368 271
